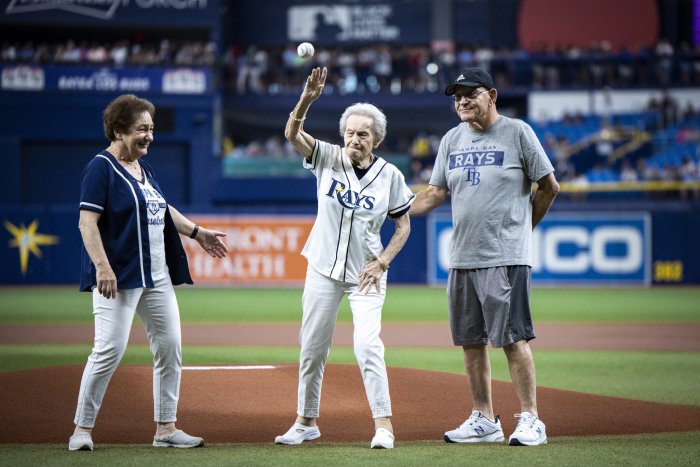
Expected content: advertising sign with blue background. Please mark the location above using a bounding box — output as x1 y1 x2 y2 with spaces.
8 208 700 286
429 212 652 285
231 0 431 45
1 65 211 95
0 0 219 27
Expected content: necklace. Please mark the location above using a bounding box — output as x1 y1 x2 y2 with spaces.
120 156 139 170
119 156 140 177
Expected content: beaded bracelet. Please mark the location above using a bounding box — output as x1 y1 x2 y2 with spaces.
289 112 306 122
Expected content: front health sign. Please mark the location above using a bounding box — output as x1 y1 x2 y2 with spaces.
183 215 314 286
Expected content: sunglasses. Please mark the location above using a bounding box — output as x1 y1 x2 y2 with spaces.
450 89 489 103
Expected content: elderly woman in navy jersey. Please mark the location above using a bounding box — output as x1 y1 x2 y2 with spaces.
69 94 227 451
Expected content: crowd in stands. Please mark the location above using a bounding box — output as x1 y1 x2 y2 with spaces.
3 38 697 91
223 95 700 200
222 134 298 159
536 96 700 199
220 40 700 199
225 40 700 95
0 39 217 67
3 37 698 198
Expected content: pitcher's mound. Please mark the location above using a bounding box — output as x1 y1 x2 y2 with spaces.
1 364 699 444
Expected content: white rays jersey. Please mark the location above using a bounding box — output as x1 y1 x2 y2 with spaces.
302 140 415 284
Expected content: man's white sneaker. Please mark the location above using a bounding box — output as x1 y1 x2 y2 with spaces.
275 423 321 445
444 410 505 443
370 428 395 449
508 412 547 446
68 432 94 451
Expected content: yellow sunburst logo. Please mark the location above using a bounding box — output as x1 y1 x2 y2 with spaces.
4 219 60 276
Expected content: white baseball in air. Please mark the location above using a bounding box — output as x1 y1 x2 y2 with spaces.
297 42 315 60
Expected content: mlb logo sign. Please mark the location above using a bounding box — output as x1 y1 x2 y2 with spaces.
287 4 400 42
287 5 350 41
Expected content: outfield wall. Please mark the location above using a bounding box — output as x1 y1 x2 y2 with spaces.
1 205 698 286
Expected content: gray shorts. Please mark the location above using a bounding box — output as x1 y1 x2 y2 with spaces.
447 266 535 348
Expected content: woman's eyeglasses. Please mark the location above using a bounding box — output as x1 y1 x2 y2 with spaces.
450 89 488 104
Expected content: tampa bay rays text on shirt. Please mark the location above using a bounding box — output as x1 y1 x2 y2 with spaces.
449 145 505 185
138 179 168 280
140 185 167 226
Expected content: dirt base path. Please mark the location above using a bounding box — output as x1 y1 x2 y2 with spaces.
2 322 699 351
2 364 700 445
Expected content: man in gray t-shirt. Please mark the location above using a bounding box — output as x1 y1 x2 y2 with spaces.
410 68 559 447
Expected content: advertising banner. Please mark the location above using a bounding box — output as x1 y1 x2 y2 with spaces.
184 215 314 286
0 0 219 27
0 211 314 286
0 208 81 285
5 209 695 286
428 212 652 285
0 65 211 95
231 0 431 45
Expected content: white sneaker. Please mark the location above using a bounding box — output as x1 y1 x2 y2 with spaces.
152 430 204 448
444 410 505 443
370 428 394 449
508 412 547 446
68 432 94 451
275 423 321 445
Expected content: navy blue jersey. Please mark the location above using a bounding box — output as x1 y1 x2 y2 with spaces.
78 150 192 291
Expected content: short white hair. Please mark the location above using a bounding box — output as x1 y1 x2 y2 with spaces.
339 102 387 145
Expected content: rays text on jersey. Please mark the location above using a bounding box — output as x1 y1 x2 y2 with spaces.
326 179 376 210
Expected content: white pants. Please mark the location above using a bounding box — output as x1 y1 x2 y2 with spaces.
297 266 392 419
73 276 182 428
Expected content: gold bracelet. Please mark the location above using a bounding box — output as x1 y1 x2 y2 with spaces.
289 112 306 122
376 257 389 271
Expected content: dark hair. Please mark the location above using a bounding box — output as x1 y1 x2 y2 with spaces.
103 94 155 141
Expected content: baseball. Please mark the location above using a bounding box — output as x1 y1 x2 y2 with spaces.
297 42 315 60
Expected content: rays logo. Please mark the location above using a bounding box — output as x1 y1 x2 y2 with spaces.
326 179 375 210
148 201 165 215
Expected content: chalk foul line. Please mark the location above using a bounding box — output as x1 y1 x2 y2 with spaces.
183 365 277 371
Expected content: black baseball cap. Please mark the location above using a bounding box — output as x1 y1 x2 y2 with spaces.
444 68 495 95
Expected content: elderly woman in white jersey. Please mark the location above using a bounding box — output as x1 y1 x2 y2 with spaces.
69 94 227 451
275 67 414 449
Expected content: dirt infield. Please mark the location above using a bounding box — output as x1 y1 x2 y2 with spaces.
2 322 700 351
2 364 700 445
1 322 699 445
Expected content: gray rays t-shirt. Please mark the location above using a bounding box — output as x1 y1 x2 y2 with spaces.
429 116 554 269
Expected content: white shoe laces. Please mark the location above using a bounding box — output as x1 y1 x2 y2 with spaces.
514 412 538 430
460 411 482 428
460 412 479 428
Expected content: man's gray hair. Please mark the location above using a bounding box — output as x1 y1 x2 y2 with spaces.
339 102 387 144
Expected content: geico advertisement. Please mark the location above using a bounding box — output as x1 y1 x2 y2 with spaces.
428 213 651 285
183 216 314 285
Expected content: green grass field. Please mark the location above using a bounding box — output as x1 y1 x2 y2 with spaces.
0 286 699 466
2 285 700 324
2 433 699 467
